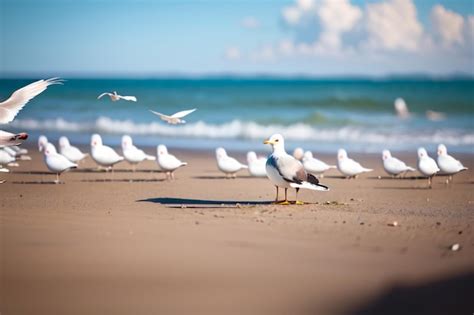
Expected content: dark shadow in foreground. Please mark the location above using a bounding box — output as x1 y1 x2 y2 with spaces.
138 197 273 208
346 271 473 315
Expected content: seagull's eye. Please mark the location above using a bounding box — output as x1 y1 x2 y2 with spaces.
275 139 279 142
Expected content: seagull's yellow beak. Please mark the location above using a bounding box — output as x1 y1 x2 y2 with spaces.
263 139 274 145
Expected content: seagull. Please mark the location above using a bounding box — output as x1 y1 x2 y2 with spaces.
43 142 77 183
90 134 124 171
150 108 196 125
246 151 267 177
394 98 410 119
382 149 416 177
293 147 304 160
121 135 155 171
337 149 373 178
437 144 467 184
38 135 49 152
417 147 440 189
97 91 137 102
0 148 16 167
215 147 248 178
264 134 329 205
0 77 63 124
59 136 88 164
0 130 28 147
2 146 21 165
302 151 336 177
157 144 187 180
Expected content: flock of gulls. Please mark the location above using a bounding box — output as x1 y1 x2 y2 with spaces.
0 78 469 203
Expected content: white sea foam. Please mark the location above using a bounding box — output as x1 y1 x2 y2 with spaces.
10 117 474 147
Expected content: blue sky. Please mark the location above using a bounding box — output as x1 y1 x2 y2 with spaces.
1 0 473 77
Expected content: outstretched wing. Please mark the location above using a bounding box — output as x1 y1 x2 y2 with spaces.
171 108 196 118
149 110 171 120
0 130 28 147
97 93 111 100
118 95 137 102
0 78 63 124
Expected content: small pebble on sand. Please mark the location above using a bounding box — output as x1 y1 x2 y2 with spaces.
450 243 460 251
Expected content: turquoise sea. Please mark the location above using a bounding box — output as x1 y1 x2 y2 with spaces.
1 77 473 153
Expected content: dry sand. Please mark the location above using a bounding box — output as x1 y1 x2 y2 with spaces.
1 147 473 315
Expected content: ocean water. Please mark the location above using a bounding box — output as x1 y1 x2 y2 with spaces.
1 78 473 154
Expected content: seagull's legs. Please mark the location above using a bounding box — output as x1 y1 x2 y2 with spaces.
277 188 290 205
428 175 434 189
295 188 304 205
272 186 280 203
232 173 236 179
55 173 60 184
171 171 175 180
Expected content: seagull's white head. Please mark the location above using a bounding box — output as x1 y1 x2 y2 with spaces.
293 147 304 160
157 144 168 156
382 149 391 160
44 143 57 156
437 144 447 156
417 147 428 159
91 134 103 148
216 147 227 160
263 134 285 153
303 151 313 160
122 135 132 149
338 149 348 161
38 135 48 152
247 151 257 162
59 136 70 148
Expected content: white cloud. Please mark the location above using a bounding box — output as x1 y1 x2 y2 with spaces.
365 0 423 52
467 16 474 42
250 44 276 62
224 47 241 60
282 6 303 25
431 5 464 47
241 16 260 29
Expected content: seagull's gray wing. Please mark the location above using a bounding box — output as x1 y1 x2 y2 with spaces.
273 154 309 184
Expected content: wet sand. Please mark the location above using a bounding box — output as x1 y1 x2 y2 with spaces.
1 147 473 315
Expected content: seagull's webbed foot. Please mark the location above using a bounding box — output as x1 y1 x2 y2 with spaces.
294 200 305 205
276 200 291 205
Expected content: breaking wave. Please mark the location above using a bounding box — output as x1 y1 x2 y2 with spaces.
10 117 474 148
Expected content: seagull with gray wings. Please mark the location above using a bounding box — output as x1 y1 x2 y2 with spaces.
264 134 329 205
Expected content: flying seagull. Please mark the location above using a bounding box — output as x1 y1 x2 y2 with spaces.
97 91 137 102
150 108 196 125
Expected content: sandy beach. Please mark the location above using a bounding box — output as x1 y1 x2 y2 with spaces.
1 146 473 315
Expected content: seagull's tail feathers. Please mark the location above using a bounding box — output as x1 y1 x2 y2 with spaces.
241 164 249 169
180 162 188 167
361 167 373 173
291 174 329 191
328 165 337 169
406 166 416 172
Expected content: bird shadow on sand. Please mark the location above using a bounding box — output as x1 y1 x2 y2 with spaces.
80 178 165 183
138 197 273 208
192 175 265 180
374 186 438 190
72 168 163 174
344 271 474 315
11 181 64 185
367 176 427 180
11 171 52 175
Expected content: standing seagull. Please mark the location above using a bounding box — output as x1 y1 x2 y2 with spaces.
43 143 77 183
382 149 415 177
38 135 49 152
437 144 467 184
121 135 155 171
157 144 187 180
59 136 88 164
302 151 336 177
97 91 137 102
337 149 372 178
90 134 124 172
264 134 329 205
247 151 267 177
215 147 248 178
150 108 196 125
417 147 439 189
